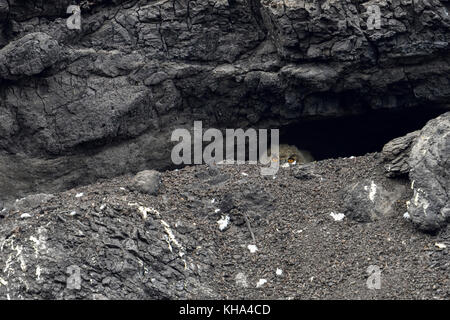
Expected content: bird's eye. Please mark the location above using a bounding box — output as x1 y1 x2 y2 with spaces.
288 158 295 163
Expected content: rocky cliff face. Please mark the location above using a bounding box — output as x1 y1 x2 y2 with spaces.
1 0 450 201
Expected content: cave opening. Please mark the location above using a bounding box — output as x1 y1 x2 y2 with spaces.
279 106 447 161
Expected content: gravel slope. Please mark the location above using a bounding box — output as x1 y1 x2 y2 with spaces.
1 153 448 299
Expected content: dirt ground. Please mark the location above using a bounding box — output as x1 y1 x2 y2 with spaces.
21 152 446 299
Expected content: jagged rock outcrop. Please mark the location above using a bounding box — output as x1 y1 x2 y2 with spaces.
381 112 450 231
382 130 420 177
0 187 218 299
1 0 450 201
407 112 450 232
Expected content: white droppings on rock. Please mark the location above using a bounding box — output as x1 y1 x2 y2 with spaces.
0 277 7 286
364 181 377 202
412 188 430 215
29 227 48 259
256 279 267 288
435 243 447 249
75 193 84 198
247 244 258 253
36 266 41 281
217 215 230 231
330 212 345 221
160 219 187 269
137 206 161 220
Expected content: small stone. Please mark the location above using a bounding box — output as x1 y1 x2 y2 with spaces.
130 170 161 195
256 279 267 288
235 272 248 288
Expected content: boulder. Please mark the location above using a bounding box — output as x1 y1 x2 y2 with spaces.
130 170 161 195
343 179 405 222
0 33 61 80
407 112 450 232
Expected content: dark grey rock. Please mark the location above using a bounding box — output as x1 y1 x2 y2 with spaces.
407 112 450 232
343 179 405 222
0 33 61 80
0 0 450 202
12 193 54 212
382 131 420 177
129 170 161 195
0 194 217 299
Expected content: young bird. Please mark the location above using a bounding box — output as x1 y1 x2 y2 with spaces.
261 144 314 166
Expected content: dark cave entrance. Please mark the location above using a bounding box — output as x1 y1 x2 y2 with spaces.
279 106 448 161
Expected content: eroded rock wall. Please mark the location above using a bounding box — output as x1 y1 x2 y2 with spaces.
1 0 450 200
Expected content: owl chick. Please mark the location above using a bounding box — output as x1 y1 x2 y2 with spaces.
260 144 314 165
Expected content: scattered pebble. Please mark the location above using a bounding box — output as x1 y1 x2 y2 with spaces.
247 244 258 253
217 215 230 231
330 212 345 221
256 279 267 288
435 243 446 249
75 193 84 198
276 268 283 276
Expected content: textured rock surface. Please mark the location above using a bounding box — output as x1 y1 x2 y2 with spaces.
408 112 450 232
1 0 450 201
342 178 405 222
129 169 161 195
0 154 448 299
382 130 420 177
11 193 55 212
